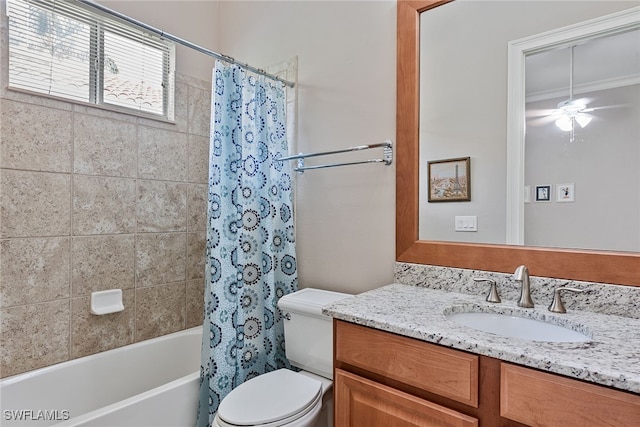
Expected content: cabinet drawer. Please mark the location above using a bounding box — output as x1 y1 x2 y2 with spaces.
335 320 479 407
501 363 640 426
335 369 478 427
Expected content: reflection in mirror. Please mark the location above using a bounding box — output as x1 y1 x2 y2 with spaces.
397 0 640 286
524 30 639 251
418 0 639 253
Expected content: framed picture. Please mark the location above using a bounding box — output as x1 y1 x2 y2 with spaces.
556 183 575 202
535 185 551 202
427 157 471 202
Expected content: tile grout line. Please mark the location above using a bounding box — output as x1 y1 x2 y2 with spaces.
133 120 140 344
68 106 75 361
184 82 192 330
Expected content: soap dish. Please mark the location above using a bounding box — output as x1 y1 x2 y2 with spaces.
90 289 124 315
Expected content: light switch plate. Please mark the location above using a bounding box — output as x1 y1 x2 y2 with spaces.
455 216 477 231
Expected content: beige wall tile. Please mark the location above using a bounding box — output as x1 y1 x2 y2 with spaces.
0 170 71 238
70 290 135 359
72 235 135 296
174 81 189 133
0 70 206 376
179 74 211 91
187 231 206 281
135 282 185 341
138 126 188 181
136 180 187 232
136 232 186 287
188 183 207 231
73 175 136 235
188 134 210 183
74 114 137 178
0 100 72 172
1 87 75 111
186 279 204 328
0 237 70 308
0 300 70 378
187 86 211 137
72 103 138 124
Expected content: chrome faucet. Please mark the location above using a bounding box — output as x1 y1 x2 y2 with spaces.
513 265 534 308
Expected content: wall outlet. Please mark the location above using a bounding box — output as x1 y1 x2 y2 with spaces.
455 216 477 232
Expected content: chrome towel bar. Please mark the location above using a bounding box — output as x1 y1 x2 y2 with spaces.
278 140 393 172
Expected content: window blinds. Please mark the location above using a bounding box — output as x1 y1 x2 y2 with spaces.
6 0 175 119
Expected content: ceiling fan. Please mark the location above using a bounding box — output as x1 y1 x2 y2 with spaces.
551 46 594 132
527 45 595 135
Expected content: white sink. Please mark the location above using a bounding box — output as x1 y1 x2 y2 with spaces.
445 311 591 343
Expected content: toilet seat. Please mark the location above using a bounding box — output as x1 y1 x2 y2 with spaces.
215 369 323 427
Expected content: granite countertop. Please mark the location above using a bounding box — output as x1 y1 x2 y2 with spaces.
323 283 640 394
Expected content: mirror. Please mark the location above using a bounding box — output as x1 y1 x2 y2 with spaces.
417 0 639 250
396 0 640 286
512 25 639 251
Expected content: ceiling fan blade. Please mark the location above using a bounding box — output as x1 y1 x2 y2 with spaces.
586 103 630 112
527 115 557 126
526 108 557 118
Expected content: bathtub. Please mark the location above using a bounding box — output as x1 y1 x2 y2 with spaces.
0 326 202 427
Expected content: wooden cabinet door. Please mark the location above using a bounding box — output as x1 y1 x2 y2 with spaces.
335 320 479 407
501 363 640 427
335 369 478 427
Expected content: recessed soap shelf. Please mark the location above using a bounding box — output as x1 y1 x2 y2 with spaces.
90 289 124 315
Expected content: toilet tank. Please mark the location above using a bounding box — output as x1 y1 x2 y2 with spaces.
278 288 351 380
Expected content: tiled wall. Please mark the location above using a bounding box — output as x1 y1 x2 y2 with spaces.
0 73 212 378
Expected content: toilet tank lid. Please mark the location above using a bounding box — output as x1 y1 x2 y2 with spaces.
278 288 352 316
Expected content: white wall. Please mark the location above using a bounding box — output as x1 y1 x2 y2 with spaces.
525 85 640 252
217 1 397 294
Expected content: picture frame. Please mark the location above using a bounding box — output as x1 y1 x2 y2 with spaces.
535 185 552 202
427 157 471 202
556 183 575 202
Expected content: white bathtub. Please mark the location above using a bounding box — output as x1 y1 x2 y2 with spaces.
0 326 202 427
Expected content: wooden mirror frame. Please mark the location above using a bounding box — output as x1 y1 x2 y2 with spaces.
395 0 640 286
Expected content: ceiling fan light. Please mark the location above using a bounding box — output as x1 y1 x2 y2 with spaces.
575 114 592 128
555 116 573 132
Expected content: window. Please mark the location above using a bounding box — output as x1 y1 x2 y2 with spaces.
6 0 175 119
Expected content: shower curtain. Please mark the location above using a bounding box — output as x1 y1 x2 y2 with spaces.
197 61 298 426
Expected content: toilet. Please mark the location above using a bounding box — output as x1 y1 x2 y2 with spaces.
212 288 352 427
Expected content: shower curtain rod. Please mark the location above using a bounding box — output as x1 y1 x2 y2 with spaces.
78 0 295 88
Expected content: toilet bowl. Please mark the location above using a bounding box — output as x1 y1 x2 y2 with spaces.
211 288 351 427
212 369 329 427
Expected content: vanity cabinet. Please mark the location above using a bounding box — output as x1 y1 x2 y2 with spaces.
335 369 478 427
334 320 640 427
500 363 640 426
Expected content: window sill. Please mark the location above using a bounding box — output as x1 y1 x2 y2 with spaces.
4 86 177 126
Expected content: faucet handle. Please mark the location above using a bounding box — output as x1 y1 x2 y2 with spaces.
473 278 501 303
548 287 585 314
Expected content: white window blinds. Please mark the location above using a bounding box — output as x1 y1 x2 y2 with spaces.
6 0 175 119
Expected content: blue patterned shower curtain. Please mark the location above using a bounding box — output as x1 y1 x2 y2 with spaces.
196 61 298 427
